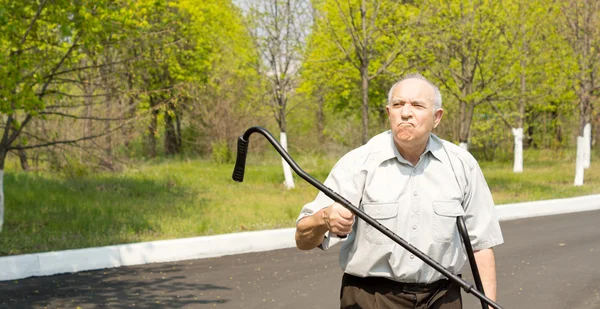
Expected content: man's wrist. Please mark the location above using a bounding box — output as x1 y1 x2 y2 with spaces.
321 207 331 231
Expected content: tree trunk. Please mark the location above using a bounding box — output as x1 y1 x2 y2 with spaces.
513 62 526 173
146 96 159 158
124 72 138 149
19 149 29 172
164 102 179 156
575 136 585 186
277 96 295 189
583 122 591 169
458 100 473 150
552 109 563 144
316 92 325 141
512 128 524 173
175 105 182 151
575 90 592 185
0 150 7 233
103 56 113 163
360 65 369 145
360 0 369 145
594 112 599 150
105 107 112 160
280 131 295 189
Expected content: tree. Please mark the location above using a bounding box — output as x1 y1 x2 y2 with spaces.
244 0 313 189
309 0 420 144
180 0 261 157
487 0 573 172
120 0 253 159
422 0 514 151
0 0 138 232
124 1 189 158
557 0 600 186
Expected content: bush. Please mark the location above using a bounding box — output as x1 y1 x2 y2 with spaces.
49 154 93 179
211 140 232 163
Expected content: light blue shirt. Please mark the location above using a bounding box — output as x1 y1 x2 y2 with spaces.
297 131 504 283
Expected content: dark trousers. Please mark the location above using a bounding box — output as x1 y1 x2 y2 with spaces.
340 273 462 309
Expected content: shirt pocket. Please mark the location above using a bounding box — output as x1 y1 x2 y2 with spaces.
363 202 398 245
432 200 465 243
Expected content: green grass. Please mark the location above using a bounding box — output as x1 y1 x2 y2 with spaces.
0 150 599 256
0 156 324 256
482 149 600 203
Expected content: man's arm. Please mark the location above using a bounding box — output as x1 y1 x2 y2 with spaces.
295 204 354 250
295 208 329 250
474 248 497 307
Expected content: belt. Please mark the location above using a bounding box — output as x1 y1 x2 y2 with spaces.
342 273 453 293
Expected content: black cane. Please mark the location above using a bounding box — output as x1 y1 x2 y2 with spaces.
232 126 503 309
458 216 488 309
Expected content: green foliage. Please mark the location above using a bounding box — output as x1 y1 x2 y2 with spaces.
0 0 137 111
300 0 420 143
58 156 93 179
0 0 591 165
210 140 233 164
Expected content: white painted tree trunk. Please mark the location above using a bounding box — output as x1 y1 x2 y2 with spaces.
0 170 4 233
583 123 591 169
280 132 295 189
459 142 468 151
574 136 585 186
512 128 524 173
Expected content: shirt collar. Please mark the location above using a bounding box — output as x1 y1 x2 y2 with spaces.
380 132 445 165
427 134 446 163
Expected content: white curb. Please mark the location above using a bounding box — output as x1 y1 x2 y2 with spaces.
495 194 600 221
1 194 599 282
0 228 296 282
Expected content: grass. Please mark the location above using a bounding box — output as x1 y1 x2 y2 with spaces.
0 149 599 256
482 149 600 203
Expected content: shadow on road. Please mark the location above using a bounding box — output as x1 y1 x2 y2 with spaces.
0 262 231 309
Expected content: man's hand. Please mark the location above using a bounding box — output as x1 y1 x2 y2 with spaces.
323 203 354 237
295 203 355 250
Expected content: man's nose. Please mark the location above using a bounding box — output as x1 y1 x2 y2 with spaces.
400 104 413 119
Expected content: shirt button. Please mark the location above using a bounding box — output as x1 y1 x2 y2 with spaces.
410 254 415 259
413 191 418 196
412 225 417 230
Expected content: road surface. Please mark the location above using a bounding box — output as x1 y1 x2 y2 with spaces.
1 210 599 308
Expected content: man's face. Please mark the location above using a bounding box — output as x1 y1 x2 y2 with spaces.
386 78 443 147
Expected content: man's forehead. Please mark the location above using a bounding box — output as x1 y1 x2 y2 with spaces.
390 78 435 102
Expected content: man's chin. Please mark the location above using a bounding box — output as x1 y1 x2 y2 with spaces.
394 133 429 145
394 135 414 143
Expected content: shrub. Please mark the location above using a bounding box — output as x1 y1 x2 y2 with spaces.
211 140 232 163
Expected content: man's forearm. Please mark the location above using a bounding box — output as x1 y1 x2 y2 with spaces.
474 248 497 306
295 209 329 250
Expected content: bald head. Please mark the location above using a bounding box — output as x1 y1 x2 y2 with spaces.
387 73 442 110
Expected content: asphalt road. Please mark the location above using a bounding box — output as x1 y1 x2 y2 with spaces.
1 210 599 309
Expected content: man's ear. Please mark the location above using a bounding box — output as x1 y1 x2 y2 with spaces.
433 108 444 128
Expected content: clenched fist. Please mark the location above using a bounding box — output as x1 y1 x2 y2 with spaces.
322 203 354 237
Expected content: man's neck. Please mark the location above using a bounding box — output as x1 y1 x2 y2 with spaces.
395 138 429 166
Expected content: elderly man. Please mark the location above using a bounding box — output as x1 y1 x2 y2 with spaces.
295 73 503 309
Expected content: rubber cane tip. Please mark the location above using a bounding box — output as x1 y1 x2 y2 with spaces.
232 169 244 182
232 137 249 182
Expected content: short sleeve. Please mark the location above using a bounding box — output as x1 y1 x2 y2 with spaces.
296 157 363 250
463 162 504 251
